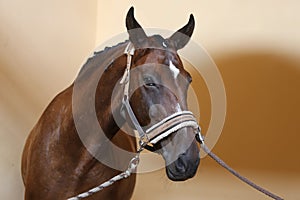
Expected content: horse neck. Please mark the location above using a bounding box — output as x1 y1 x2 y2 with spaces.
73 42 129 142
94 54 127 139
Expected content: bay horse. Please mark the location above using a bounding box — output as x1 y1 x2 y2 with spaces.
22 7 200 200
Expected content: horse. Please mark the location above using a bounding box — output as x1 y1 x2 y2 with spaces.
21 7 200 200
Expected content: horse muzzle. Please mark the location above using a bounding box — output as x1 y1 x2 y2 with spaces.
165 139 200 181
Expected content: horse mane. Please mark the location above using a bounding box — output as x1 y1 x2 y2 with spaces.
76 40 129 82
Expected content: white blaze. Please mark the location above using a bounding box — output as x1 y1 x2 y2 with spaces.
175 103 182 112
169 60 180 79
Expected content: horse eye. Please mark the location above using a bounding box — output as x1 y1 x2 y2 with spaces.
143 76 156 87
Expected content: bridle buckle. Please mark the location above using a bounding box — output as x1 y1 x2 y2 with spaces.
139 134 150 150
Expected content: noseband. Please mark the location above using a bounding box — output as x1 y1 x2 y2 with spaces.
120 42 200 149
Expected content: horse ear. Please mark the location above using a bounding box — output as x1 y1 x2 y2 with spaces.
126 7 147 46
168 14 195 50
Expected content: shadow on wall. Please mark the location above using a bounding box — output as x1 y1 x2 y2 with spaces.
206 49 300 172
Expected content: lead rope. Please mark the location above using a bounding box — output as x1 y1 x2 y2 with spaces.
67 148 143 200
195 133 284 200
68 133 284 200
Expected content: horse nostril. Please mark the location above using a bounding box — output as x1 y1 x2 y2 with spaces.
175 154 187 173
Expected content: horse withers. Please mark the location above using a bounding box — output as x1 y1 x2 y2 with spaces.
22 7 200 199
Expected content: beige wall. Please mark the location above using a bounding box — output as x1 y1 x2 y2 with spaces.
97 1 300 56
0 0 97 199
1 0 300 199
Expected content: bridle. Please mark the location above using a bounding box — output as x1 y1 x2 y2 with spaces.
68 42 283 200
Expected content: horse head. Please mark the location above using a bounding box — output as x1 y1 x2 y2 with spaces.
125 7 199 181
